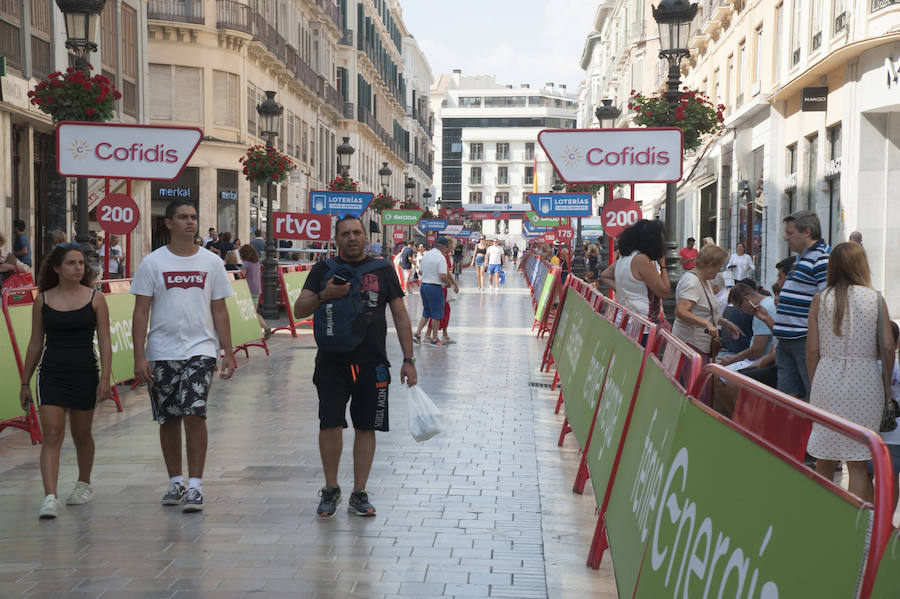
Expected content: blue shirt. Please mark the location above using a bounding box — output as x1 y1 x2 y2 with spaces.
13 232 31 267
773 239 831 339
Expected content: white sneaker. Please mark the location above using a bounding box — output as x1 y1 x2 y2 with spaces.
39 494 58 519
66 481 94 505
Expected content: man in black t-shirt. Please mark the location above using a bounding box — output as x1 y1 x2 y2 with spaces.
294 215 417 518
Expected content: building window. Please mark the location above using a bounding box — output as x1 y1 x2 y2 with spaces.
286 112 294 157
496 143 509 161
497 166 508 185
833 0 847 34
150 64 202 122
459 96 482 107
301 120 309 163
470 167 482 185
525 142 535 161
121 3 138 117
753 26 763 88
737 41 746 107
247 84 257 137
809 0 822 52
806 133 818 210
213 70 240 128
790 0 802 66
524 166 534 185
30 0 52 78
100 1 117 82
494 192 509 204
217 169 239 236
713 68 721 106
726 55 734 110
0 0 23 71
774 4 783 82
470 143 483 160
469 191 482 203
827 124 842 244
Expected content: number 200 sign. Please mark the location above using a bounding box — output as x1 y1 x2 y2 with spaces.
600 197 641 238
96 193 140 235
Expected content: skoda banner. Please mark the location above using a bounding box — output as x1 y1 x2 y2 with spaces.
382 209 423 226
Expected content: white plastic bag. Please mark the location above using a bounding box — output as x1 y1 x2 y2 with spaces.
407 385 443 442
446 287 458 302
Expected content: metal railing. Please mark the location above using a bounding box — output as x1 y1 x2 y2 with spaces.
315 0 342 30
148 0 204 24
216 0 250 34
339 29 353 46
342 102 354 119
873 0 900 11
833 11 848 33
320 81 344 114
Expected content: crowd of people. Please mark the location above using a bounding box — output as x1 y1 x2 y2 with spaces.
600 210 896 502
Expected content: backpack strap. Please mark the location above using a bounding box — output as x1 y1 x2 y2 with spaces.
354 259 390 276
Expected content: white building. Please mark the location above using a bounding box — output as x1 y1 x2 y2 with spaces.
401 33 434 208
430 71 578 240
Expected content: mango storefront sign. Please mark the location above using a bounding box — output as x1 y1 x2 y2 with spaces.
382 209 423 226
57 122 202 180
538 128 683 184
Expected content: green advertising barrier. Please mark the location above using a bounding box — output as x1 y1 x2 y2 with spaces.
631 400 869 598
226 279 264 348
104 293 136 384
0 311 28 422
526 211 565 227
871 530 900 598
382 209 423 226
282 270 310 321
551 288 619 449
534 268 558 323
604 357 689 596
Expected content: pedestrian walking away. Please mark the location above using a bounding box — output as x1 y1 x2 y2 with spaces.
19 243 112 519
399 241 415 293
414 236 458 346
486 238 505 292
131 199 235 513
293 215 417 517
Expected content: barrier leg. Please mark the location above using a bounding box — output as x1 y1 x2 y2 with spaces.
554 390 563 415
28 404 42 444
551 371 560 391
105 385 123 412
586 516 609 569
573 453 590 494
557 417 571 447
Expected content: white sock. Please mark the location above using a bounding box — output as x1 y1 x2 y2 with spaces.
170 475 184 486
188 477 202 491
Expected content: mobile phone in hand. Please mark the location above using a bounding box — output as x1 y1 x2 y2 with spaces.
332 273 351 285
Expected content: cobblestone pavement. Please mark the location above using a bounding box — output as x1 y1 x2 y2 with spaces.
0 266 616 598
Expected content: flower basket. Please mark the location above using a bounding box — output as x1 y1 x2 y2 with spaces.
239 145 295 183
28 66 121 123
372 193 396 212
398 201 420 210
565 183 602 194
420 209 436 219
327 175 359 191
629 88 724 151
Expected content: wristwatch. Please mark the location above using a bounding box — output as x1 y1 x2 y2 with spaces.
403 357 416 366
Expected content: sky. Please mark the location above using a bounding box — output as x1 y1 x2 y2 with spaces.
399 0 600 92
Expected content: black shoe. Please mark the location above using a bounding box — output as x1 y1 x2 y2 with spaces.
317 485 341 517
161 482 186 506
348 489 376 517
182 488 204 513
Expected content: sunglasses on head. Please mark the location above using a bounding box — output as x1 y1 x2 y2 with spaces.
57 242 78 249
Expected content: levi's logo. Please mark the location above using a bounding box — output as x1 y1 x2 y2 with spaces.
163 271 207 289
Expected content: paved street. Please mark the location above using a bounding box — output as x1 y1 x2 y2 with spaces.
0 267 616 598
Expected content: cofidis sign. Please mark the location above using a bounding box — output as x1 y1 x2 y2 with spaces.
56 122 203 181
538 128 683 184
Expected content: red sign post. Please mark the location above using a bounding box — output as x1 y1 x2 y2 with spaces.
600 197 641 239
96 193 140 235
555 226 574 243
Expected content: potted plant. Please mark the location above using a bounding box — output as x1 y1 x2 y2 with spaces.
239 144 295 183
28 66 121 122
372 193 396 212
398 200 420 210
327 175 359 191
628 88 724 151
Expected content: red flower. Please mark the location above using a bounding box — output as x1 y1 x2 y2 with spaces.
85 108 96 117
674 107 685 121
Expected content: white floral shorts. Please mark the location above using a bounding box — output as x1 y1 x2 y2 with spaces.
148 356 217 423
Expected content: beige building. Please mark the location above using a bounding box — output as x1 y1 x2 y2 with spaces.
672 1 900 306
0 0 148 267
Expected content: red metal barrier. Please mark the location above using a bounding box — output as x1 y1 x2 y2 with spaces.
586 328 701 569
1 287 42 443
690 364 894 599
276 264 313 338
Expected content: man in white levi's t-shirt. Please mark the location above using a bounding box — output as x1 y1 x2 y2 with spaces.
131 199 234 513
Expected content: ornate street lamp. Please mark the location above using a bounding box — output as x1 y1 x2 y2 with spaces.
423 189 432 208
56 0 106 247
405 176 417 203
653 0 698 318
594 99 622 269
378 162 392 256
336 136 354 177
256 90 283 320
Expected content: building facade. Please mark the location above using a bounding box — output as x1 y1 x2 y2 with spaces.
1 0 149 266
401 34 434 208
431 71 577 240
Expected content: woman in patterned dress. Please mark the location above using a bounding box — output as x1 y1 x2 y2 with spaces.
806 242 892 501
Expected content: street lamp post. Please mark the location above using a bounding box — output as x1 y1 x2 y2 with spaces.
653 0 698 317
378 162 392 257
404 176 416 243
256 90 284 320
595 99 622 270
56 0 106 247
336 136 354 177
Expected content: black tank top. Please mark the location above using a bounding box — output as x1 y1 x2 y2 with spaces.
475 246 487 256
40 290 98 370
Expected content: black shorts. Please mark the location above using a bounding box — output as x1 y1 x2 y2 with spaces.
313 355 390 431
148 356 217 424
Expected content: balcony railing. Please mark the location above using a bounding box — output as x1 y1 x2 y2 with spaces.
834 11 848 33
342 102 354 119
339 29 353 46
216 0 250 34
148 0 204 24
320 81 344 114
811 31 822 51
873 0 900 12
315 0 342 31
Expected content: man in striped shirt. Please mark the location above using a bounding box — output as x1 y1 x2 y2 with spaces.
773 210 831 399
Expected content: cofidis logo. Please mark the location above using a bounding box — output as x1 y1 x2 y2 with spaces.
581 145 670 166
95 142 180 163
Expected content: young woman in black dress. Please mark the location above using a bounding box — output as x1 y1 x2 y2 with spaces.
19 244 112 519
